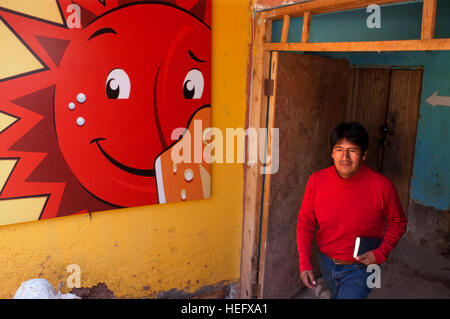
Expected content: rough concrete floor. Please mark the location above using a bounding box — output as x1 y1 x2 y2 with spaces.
293 237 450 299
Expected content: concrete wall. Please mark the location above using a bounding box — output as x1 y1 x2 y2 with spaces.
0 0 252 298
271 1 450 254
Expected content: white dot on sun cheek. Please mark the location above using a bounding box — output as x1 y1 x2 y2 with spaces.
76 117 86 127
68 102 76 110
184 169 194 182
77 93 86 103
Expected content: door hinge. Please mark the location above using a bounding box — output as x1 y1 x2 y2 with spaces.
264 79 274 96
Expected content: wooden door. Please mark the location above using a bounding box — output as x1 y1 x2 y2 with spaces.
346 68 391 171
260 53 349 298
383 70 422 214
346 68 422 214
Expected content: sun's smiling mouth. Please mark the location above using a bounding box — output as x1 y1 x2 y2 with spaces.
90 138 155 177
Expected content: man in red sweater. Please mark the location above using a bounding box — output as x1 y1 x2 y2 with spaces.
297 122 407 299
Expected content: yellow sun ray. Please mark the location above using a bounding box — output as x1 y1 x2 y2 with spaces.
0 159 46 225
0 19 45 80
0 1 59 225
0 0 63 24
0 112 18 133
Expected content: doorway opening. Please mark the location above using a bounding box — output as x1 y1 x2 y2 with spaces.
258 52 422 298
242 0 450 300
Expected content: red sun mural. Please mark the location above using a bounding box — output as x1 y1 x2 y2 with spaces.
0 0 211 225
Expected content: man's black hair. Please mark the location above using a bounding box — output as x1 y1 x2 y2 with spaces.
330 122 369 153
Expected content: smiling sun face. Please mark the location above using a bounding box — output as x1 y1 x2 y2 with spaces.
0 0 211 221
54 4 211 207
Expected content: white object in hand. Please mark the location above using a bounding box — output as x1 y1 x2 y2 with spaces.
353 236 361 259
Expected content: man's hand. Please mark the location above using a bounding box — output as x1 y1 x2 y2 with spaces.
356 250 377 265
300 270 317 289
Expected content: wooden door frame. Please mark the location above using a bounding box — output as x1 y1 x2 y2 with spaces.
241 0 448 299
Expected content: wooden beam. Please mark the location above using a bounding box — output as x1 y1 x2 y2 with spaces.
421 0 437 40
241 15 272 300
265 38 450 52
266 19 273 43
255 51 279 299
301 12 311 43
260 0 413 20
281 15 290 43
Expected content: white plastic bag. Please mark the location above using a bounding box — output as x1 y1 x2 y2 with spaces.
13 278 80 299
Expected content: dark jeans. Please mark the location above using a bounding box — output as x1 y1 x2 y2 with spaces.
318 251 373 299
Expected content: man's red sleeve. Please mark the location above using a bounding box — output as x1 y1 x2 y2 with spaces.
372 180 408 264
297 176 317 272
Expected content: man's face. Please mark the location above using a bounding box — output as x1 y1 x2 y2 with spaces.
331 139 367 179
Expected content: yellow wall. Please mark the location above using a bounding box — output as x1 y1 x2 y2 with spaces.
0 0 251 298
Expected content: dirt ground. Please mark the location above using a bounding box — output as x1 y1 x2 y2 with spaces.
293 237 450 299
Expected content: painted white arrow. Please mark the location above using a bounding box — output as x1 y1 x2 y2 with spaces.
426 91 450 107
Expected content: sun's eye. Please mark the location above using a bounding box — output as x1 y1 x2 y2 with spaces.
183 69 204 99
106 69 130 99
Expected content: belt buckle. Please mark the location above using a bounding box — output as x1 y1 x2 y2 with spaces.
332 258 354 265
332 258 344 265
